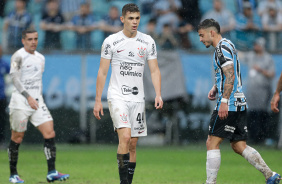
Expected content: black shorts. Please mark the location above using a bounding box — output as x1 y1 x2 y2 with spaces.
209 110 248 142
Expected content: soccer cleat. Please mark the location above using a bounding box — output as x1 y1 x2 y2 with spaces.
266 172 281 184
9 175 24 183
46 170 69 183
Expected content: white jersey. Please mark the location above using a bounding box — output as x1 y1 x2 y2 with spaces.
101 31 157 102
9 48 45 110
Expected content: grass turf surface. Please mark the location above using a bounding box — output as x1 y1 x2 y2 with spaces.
0 143 281 184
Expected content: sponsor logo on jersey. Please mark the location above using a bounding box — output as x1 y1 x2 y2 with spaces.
120 62 143 77
128 52 135 57
151 43 156 56
120 113 128 123
113 38 125 46
104 44 111 55
216 48 222 57
224 125 235 133
137 47 146 58
136 38 149 45
234 101 247 107
138 130 145 134
121 85 139 95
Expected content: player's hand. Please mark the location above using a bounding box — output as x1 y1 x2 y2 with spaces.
93 101 104 120
208 86 217 101
155 96 163 109
218 102 228 120
270 92 280 113
27 96 39 110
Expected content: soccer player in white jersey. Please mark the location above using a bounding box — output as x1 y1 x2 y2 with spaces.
93 3 163 184
8 29 69 183
198 18 281 184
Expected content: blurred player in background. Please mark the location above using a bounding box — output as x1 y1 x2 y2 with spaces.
93 3 163 184
198 18 281 184
0 46 10 147
8 29 69 183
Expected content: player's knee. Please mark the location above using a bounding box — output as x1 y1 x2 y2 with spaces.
206 138 212 149
43 130 55 139
231 144 244 155
121 134 131 144
11 135 24 144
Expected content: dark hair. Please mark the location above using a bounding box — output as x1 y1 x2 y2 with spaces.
122 3 140 16
22 29 37 39
197 18 220 33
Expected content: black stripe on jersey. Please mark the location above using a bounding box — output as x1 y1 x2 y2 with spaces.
214 51 224 95
237 98 241 112
223 39 242 87
221 45 233 58
215 44 227 65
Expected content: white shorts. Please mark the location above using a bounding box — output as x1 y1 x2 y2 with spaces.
108 99 147 137
9 102 53 132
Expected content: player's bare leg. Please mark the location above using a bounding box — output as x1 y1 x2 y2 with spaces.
117 128 131 184
38 121 69 182
8 131 25 183
231 140 281 183
128 137 138 184
205 135 223 184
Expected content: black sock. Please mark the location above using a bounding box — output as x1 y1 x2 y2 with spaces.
117 153 129 184
44 138 56 172
128 162 136 184
8 140 20 176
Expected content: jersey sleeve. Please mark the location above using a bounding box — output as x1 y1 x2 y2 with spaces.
101 37 113 60
216 44 233 67
9 52 26 94
147 36 157 60
10 52 22 74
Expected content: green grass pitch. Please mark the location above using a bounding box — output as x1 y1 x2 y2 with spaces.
0 144 281 184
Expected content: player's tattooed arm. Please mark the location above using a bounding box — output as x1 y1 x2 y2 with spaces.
10 56 30 99
222 64 235 99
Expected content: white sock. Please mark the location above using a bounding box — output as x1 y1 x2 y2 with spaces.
242 146 273 179
206 149 221 184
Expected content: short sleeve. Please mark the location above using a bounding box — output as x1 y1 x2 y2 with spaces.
10 52 22 74
101 37 112 60
147 36 157 60
216 44 233 67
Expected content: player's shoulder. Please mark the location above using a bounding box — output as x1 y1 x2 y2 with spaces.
218 39 236 53
137 31 154 42
219 38 234 48
34 51 45 61
104 31 124 45
12 48 26 58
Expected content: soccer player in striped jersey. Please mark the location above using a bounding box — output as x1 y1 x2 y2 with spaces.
198 18 281 184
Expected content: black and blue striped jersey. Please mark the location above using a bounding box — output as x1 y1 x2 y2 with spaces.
213 38 247 112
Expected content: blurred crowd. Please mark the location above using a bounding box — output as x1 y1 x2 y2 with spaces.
0 0 282 53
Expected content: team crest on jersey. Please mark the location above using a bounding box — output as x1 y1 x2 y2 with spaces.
137 47 146 58
120 113 128 123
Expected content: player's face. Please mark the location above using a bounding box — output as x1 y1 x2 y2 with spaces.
121 11 140 36
198 28 213 48
22 32 38 54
